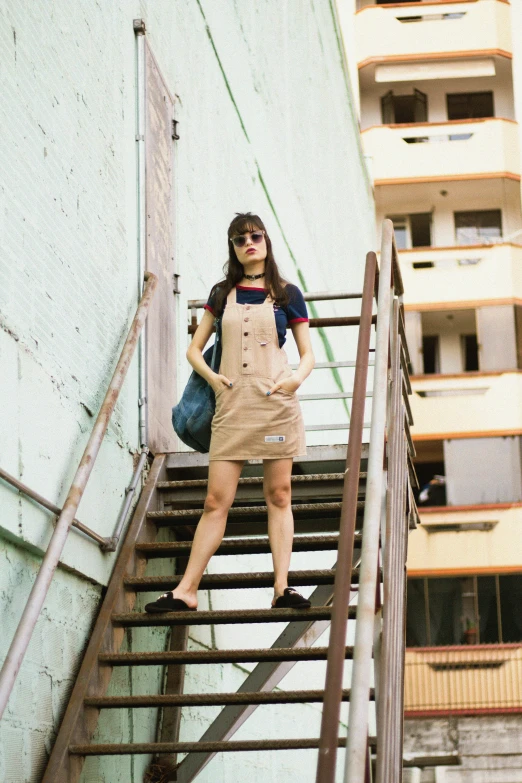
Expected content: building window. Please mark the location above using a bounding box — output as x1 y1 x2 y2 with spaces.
447 91 494 120
388 213 432 249
406 574 522 646
461 333 479 371
422 335 440 374
454 210 502 245
381 89 428 124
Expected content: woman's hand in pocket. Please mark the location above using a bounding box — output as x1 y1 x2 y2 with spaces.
210 373 232 395
267 375 300 396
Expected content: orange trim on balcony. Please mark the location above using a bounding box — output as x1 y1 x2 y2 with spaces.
358 49 512 70
408 565 522 576
355 0 510 13
362 117 518 134
412 428 522 441
419 501 522 512
398 242 522 253
411 370 522 380
405 297 522 312
374 172 521 187
405 706 522 718
407 643 522 652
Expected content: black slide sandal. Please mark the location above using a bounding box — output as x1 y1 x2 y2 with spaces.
272 588 311 610
145 592 197 614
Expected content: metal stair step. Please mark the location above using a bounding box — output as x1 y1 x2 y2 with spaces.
70 736 378 755
149 501 350 518
157 472 366 504
135 533 350 558
157 473 349 489
112 605 357 627
98 645 354 666
84 687 371 708
124 568 344 591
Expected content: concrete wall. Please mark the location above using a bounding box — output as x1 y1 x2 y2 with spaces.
404 715 522 783
0 0 375 780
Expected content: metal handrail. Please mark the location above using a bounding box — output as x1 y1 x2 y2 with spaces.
0 271 158 720
187 290 364 309
0 466 107 548
316 252 378 780
344 221 406 781
315 220 413 781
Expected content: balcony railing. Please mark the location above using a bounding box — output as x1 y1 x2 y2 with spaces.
356 0 512 68
404 644 522 715
399 243 522 306
362 119 520 184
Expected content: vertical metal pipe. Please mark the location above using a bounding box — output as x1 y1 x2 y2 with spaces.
316 251 377 782
0 274 158 720
135 22 148 451
344 220 394 783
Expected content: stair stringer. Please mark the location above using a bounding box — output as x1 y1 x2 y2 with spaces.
175 549 361 783
41 454 168 783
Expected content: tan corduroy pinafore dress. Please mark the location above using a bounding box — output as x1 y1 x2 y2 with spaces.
209 287 306 461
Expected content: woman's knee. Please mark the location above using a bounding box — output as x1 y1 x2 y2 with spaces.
265 483 291 509
204 489 232 515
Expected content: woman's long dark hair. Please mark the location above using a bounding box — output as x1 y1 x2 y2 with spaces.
209 213 289 316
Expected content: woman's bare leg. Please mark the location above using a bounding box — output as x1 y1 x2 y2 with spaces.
263 458 294 606
169 459 244 609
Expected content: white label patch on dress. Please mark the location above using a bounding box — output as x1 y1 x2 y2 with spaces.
265 435 285 443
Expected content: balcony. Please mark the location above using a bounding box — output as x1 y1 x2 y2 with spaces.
404 645 522 715
362 118 520 185
409 373 522 437
355 0 512 71
400 243 522 307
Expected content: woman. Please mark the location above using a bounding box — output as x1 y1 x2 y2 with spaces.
145 213 315 613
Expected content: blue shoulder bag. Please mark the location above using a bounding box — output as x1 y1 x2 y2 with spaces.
171 319 222 453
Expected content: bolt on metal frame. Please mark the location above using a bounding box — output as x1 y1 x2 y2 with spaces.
0 272 158 721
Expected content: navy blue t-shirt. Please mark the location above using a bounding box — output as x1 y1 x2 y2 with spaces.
205 284 308 347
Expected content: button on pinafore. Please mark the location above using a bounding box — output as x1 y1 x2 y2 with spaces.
209 287 306 461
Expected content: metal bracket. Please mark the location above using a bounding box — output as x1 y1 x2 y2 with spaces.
172 119 180 140
173 273 180 295
135 134 144 142
133 18 146 34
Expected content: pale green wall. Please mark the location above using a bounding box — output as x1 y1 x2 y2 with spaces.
0 1 375 780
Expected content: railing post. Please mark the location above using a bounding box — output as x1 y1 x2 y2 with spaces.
0 272 158 720
316 251 377 782
344 221 395 782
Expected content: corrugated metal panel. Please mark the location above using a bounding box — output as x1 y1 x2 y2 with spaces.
404 311 423 375
444 437 522 505
145 41 178 453
477 305 517 371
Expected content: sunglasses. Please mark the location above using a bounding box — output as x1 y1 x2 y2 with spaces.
230 231 265 248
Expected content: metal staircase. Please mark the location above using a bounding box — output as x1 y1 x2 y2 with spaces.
39 221 418 782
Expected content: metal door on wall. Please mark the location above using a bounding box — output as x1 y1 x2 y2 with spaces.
476 305 517 372
145 40 178 453
444 436 522 505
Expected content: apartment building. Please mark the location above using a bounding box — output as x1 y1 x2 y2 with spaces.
339 0 522 779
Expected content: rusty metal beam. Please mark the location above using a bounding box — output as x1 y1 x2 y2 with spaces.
41 454 167 783
99 645 355 667
317 250 377 781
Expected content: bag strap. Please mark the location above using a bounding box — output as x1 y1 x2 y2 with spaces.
210 318 221 372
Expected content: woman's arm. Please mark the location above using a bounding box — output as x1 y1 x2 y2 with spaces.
187 309 232 392
268 321 315 395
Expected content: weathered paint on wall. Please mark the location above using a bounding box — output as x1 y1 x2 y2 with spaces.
0 0 375 780
404 715 522 782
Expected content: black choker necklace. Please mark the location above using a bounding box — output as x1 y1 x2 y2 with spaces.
244 272 265 281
